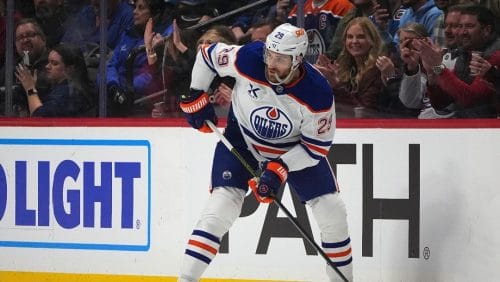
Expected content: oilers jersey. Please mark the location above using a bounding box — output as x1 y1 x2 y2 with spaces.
190 41 336 172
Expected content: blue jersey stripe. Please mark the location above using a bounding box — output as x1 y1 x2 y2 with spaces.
192 229 220 244
300 143 323 160
302 134 332 147
241 126 299 148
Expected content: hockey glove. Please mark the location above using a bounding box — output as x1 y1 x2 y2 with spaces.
179 89 217 133
248 159 288 203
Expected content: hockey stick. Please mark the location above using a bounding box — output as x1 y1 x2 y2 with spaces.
135 0 274 52
205 120 349 282
133 89 168 105
185 0 274 31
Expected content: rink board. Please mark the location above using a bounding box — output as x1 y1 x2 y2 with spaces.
0 119 499 281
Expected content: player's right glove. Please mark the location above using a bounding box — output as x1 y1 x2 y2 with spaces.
180 89 217 133
248 159 288 203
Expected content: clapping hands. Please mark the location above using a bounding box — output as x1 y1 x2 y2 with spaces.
15 63 37 92
144 18 164 51
399 38 421 73
411 38 443 75
314 54 340 87
375 55 396 84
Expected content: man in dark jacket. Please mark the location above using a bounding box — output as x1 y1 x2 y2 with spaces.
1 18 50 116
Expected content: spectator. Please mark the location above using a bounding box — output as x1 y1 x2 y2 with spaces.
33 0 69 47
395 8 463 118
103 0 171 117
1 18 51 116
316 17 387 118
63 0 87 17
149 23 237 118
175 0 219 29
375 0 442 48
15 43 94 117
287 0 354 64
326 0 377 60
327 0 407 61
229 0 277 41
419 5 500 118
238 17 282 44
249 18 282 42
431 0 464 48
61 0 134 51
145 18 199 118
371 0 409 46
479 0 500 31
272 0 296 22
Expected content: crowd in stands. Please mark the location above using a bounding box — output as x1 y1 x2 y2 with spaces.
0 0 499 118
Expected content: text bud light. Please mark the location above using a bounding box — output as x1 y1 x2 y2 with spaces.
0 139 151 251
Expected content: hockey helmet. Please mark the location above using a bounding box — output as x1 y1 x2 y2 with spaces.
265 23 308 70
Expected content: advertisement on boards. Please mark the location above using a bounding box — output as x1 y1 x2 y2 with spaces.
0 124 499 282
0 138 151 251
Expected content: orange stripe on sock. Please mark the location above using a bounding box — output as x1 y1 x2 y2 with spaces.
188 239 218 255
327 247 351 258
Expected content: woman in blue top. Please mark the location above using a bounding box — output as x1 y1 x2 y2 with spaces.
104 0 172 116
15 43 94 117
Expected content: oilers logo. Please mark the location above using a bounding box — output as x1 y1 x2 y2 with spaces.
250 106 293 140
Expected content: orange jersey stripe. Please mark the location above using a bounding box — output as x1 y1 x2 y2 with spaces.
302 141 329 156
253 144 288 155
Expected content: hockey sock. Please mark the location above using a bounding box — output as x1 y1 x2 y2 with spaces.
179 187 245 281
308 193 353 282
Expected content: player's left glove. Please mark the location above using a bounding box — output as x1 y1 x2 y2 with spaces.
179 89 217 133
248 159 288 203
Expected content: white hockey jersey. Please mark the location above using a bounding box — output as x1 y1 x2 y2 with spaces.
190 41 336 172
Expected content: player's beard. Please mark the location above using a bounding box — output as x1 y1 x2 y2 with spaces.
265 66 292 85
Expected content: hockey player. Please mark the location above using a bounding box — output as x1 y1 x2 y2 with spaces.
178 23 353 281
